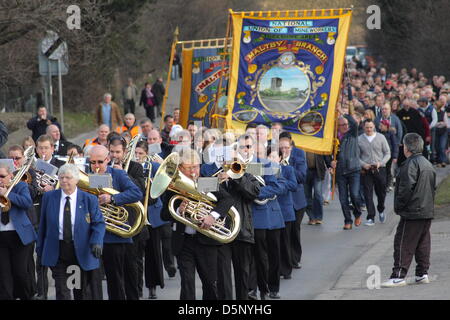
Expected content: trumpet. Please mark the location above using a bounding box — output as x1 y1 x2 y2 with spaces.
148 153 164 163
0 147 34 211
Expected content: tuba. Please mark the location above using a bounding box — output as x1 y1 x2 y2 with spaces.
76 168 146 238
123 134 141 172
0 147 34 211
150 153 241 244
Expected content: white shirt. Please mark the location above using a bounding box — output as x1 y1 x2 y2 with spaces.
54 140 60 153
364 133 377 143
59 188 78 240
175 208 220 235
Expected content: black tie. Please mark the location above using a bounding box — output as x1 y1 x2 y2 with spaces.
1 208 9 225
63 196 72 242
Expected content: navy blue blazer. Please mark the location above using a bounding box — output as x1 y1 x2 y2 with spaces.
37 189 105 271
252 159 285 230
4 182 36 245
277 165 297 223
146 162 169 228
289 147 307 210
104 166 143 243
200 162 220 177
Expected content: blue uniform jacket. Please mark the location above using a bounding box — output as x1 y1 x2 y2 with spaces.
146 162 168 228
36 189 105 271
104 166 143 243
252 159 285 230
289 147 307 211
277 165 298 223
6 182 36 245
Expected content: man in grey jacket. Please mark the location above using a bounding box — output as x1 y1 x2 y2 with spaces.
382 133 436 287
358 119 391 226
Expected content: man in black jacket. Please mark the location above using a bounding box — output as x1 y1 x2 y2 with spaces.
200 143 261 300
46 125 72 157
152 78 165 117
382 133 436 287
160 149 234 300
108 136 149 300
26 106 61 142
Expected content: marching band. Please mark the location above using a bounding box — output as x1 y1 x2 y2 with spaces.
0 122 308 301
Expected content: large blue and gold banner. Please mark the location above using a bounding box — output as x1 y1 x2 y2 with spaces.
179 40 230 128
226 9 352 154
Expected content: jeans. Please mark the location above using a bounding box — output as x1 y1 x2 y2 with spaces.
435 130 448 163
304 169 324 221
336 171 362 225
361 167 387 221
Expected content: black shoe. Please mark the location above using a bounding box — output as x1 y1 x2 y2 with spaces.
283 274 292 279
269 291 280 299
31 294 47 300
260 292 267 300
168 266 177 278
248 289 258 300
292 262 302 269
149 287 157 299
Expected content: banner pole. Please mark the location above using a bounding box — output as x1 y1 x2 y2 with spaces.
160 26 179 130
210 10 232 129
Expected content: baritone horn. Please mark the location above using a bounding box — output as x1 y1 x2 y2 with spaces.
150 153 241 243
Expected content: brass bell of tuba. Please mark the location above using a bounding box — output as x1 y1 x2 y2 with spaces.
150 153 241 244
76 169 146 238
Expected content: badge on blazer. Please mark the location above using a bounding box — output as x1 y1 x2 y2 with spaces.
85 213 91 224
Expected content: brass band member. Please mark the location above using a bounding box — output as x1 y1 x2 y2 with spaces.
200 135 261 300
37 164 105 300
108 137 148 300
88 145 142 300
0 163 36 300
160 149 233 300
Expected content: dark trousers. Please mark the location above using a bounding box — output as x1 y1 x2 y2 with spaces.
336 172 362 224
385 158 394 189
144 226 164 289
248 250 257 291
291 208 305 265
280 221 294 277
0 231 33 300
217 244 233 300
217 241 253 300
123 242 139 300
305 169 324 221
135 235 147 296
160 224 176 275
177 235 218 300
254 228 281 293
390 219 432 279
27 242 37 297
50 241 99 300
103 243 127 300
144 105 156 122
361 167 387 221
124 99 135 115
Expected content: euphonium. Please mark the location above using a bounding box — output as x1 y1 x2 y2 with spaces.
76 169 146 238
0 147 34 212
150 153 241 244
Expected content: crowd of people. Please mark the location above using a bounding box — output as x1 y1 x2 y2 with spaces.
0 60 449 300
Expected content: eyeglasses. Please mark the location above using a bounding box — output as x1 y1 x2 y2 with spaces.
10 157 22 161
239 145 253 149
90 158 107 165
180 165 199 172
0 175 8 179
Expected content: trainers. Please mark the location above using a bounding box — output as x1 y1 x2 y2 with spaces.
381 278 406 288
415 275 430 284
379 212 386 223
364 219 375 226
361 205 367 211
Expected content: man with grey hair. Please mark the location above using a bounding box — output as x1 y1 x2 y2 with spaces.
95 93 123 131
160 148 234 300
382 133 436 287
46 124 73 157
37 163 105 299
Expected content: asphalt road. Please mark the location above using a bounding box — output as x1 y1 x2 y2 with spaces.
261 97 304 113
